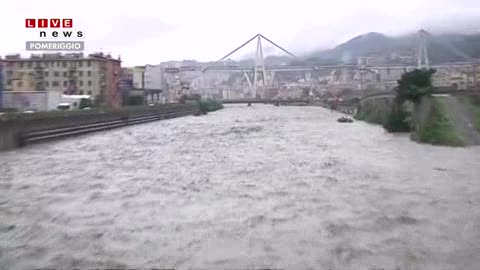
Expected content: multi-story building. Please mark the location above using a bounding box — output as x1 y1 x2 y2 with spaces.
1 52 122 108
132 66 145 89
144 65 163 90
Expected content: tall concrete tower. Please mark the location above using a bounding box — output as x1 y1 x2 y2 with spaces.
253 35 267 98
417 29 430 69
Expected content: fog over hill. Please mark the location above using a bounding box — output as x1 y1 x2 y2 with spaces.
248 30 480 66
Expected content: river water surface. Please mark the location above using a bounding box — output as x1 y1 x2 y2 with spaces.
1 105 480 270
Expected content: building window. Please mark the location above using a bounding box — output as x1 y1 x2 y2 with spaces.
63 71 68 77
79 81 84 86
45 81 49 87
52 81 59 87
87 90 92 95
27 62 32 68
79 71 83 76
87 71 91 77
7 80 12 85
62 62 67 67
54 71 59 77
20 62 24 68
87 60 91 67
79 90 84 95
50 61 54 67
63 81 68 87
17 81 23 87
56 61 61 67
18 72 24 77
78 61 83 67
6 70 13 76
30 82 34 87
88 80 92 86
44 71 49 76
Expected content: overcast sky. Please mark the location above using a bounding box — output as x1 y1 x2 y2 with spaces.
1 0 479 66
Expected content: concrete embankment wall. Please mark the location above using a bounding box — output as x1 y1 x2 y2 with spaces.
0 103 199 151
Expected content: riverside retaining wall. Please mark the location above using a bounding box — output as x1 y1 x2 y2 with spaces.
0 103 199 151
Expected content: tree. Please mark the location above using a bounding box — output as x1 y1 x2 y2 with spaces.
395 68 436 104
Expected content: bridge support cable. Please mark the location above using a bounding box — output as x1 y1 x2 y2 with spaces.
202 33 296 73
203 34 259 72
258 34 296 57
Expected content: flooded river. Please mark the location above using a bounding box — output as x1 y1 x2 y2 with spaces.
1 105 480 270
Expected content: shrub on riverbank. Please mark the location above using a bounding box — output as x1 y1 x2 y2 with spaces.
383 107 411 132
417 98 464 146
354 102 389 125
198 99 223 114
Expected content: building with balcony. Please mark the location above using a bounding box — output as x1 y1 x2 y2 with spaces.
1 52 122 108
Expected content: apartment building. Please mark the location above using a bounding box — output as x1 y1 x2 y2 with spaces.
131 66 145 89
1 52 122 108
144 65 163 90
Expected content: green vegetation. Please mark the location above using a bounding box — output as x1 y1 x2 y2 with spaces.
178 94 223 115
383 107 411 132
198 98 223 114
395 68 436 104
354 102 389 125
375 68 436 133
417 98 464 146
475 107 480 132
126 96 144 106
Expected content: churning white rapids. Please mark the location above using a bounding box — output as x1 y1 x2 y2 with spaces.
1 104 480 270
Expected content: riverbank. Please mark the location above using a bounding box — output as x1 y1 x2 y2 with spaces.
355 95 480 146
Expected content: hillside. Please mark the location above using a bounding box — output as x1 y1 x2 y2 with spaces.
297 31 480 65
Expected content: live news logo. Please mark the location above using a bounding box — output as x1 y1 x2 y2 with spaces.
25 18 85 51
25 18 83 38
26 18 73 28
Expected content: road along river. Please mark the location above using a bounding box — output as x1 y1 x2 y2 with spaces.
1 104 480 270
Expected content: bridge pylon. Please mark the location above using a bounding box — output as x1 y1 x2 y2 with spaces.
203 33 296 98
417 29 430 69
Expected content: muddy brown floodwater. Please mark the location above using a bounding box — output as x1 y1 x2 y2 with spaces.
1 105 480 270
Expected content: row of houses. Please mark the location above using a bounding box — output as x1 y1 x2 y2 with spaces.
0 53 198 112
0 53 122 111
